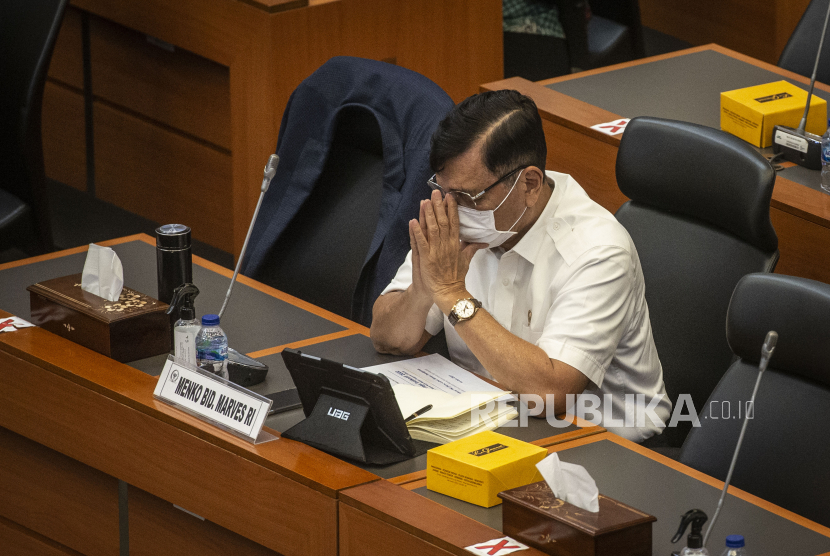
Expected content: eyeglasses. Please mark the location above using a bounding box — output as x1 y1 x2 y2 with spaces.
427 165 530 209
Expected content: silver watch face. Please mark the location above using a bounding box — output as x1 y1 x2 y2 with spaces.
455 299 475 319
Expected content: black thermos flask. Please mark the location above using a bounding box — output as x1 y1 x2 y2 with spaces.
155 224 192 304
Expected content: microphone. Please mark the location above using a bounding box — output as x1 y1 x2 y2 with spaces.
701 330 778 548
218 154 279 319
772 2 830 171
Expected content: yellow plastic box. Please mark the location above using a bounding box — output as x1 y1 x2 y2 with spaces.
720 80 827 148
426 430 547 508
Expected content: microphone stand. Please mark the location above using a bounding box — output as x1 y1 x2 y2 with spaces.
219 154 278 319
772 2 830 170
701 331 778 548
215 154 278 387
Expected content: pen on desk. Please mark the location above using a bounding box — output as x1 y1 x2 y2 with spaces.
404 404 433 422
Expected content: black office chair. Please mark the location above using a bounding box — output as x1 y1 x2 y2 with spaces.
0 0 69 256
778 0 830 85
241 57 454 327
680 273 830 528
553 0 645 71
254 106 386 322
615 117 779 447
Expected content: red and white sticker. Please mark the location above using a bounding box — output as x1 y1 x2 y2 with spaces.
0 316 35 333
590 118 630 136
465 536 529 555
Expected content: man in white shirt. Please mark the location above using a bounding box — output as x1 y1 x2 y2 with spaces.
370 90 670 442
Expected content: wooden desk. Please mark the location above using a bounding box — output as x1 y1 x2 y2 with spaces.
482 44 830 285
340 432 830 556
0 235 376 556
0 235 600 555
42 0 502 257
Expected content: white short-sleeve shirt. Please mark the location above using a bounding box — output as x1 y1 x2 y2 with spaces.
381 171 671 441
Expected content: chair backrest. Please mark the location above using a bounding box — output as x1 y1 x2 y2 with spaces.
552 0 640 70
254 106 385 320
680 273 830 528
0 0 68 250
241 56 454 326
615 117 779 446
779 0 830 85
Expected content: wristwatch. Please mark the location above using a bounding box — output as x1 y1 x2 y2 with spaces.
448 298 482 326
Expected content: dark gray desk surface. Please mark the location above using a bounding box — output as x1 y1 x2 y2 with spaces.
0 240 345 354
545 50 827 193
1 240 581 479
415 439 830 556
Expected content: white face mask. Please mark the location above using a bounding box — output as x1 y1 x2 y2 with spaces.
457 169 527 248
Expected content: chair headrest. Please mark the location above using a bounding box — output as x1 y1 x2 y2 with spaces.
616 117 778 252
727 273 830 388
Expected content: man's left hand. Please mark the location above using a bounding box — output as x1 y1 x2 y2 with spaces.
410 190 485 312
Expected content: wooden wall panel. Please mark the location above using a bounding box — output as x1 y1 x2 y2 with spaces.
0 516 83 556
340 0 396 62
0 427 119 556
42 82 87 192
339 480 550 556
397 0 503 103
93 101 233 253
42 0 502 256
771 206 830 284
638 0 811 65
47 6 84 89
89 15 232 150
340 504 456 556
544 119 627 215
0 347 341 556
129 486 281 556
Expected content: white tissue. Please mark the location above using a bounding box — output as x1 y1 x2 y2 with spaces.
81 244 124 302
536 452 600 512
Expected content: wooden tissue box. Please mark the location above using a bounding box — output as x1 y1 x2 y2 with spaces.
27 274 170 362
498 481 655 556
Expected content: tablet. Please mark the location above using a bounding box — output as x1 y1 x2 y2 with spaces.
280 348 416 463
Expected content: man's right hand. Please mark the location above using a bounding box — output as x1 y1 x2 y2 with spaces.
407 199 433 304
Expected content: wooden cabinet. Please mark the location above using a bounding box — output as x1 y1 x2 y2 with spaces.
0 427 119 556
42 0 503 257
129 486 281 556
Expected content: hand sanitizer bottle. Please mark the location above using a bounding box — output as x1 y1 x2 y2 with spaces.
166 283 201 366
672 509 710 555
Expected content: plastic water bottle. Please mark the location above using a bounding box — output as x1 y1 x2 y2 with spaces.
821 122 830 194
719 534 746 556
195 314 229 380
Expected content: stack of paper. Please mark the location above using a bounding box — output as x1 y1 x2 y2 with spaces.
393 385 517 443
363 354 517 444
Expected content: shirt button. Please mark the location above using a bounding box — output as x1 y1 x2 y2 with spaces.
553 222 560 230
502 278 509 286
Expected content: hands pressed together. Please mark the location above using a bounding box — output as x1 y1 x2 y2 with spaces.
408 190 486 314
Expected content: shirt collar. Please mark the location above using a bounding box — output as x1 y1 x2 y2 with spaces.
510 171 565 264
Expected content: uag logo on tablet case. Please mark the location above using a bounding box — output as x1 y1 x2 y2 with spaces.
754 92 793 103
328 407 350 421
469 443 509 456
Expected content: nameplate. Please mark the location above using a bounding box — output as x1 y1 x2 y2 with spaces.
774 129 809 153
154 356 271 442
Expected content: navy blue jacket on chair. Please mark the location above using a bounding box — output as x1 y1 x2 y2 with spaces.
241 56 454 326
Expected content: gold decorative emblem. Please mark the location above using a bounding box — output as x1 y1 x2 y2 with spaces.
63 323 75 332
103 290 148 313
